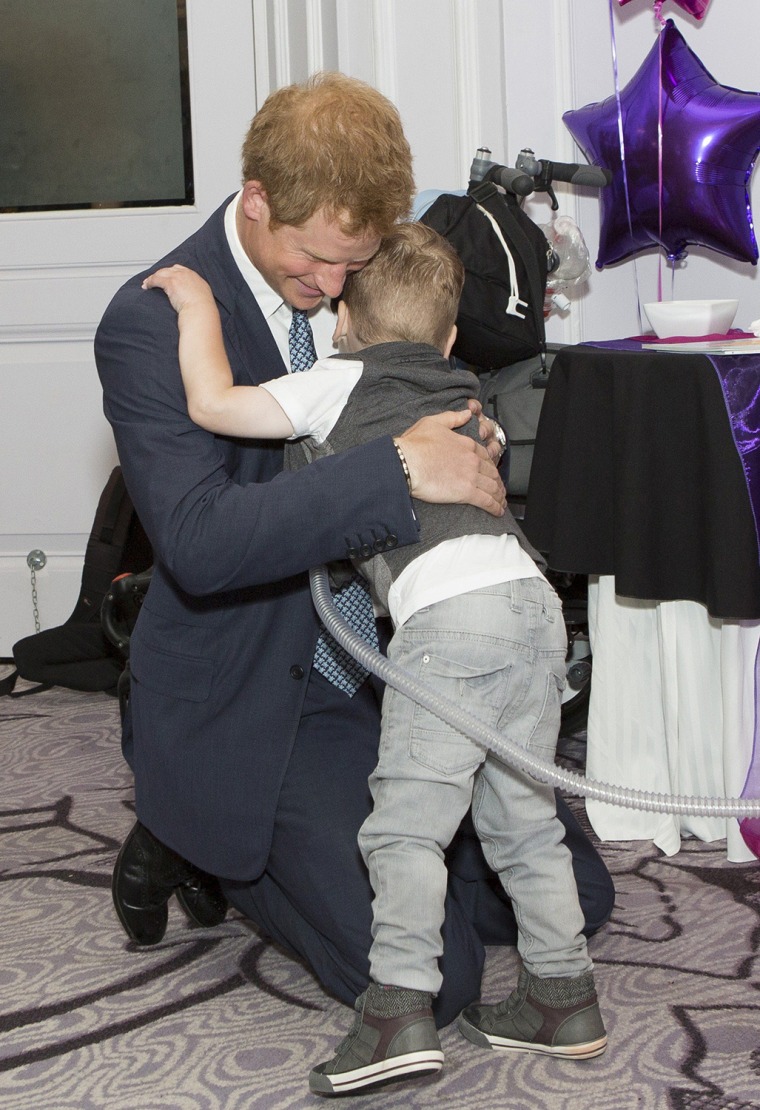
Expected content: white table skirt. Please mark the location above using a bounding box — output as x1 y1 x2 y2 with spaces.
585 575 760 862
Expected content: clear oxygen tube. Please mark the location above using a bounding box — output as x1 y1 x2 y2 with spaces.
309 567 760 819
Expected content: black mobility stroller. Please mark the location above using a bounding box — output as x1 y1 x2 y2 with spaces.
420 148 611 734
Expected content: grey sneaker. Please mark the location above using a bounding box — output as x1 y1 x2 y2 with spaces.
309 984 444 1096
458 968 607 1060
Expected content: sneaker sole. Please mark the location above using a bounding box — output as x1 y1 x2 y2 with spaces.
309 1049 444 1095
459 1016 607 1060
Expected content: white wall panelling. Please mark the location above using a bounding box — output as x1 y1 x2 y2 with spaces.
1 0 258 654
0 339 121 650
3 557 93 649
251 0 340 91
451 0 492 187
252 1 511 197
369 1 399 104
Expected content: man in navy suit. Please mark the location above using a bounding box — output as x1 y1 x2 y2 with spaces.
96 72 613 1028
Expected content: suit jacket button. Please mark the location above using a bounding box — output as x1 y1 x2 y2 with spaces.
360 544 373 558
386 534 398 549
347 547 358 559
290 665 304 680
373 538 386 552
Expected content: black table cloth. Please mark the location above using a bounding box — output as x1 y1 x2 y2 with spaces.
522 343 760 621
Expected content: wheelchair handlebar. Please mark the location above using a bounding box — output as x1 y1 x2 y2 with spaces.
100 567 154 655
516 149 612 189
469 146 611 202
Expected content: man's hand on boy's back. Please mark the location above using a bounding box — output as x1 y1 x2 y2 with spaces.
395 406 506 517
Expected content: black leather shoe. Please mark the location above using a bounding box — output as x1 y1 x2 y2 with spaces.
112 821 228 945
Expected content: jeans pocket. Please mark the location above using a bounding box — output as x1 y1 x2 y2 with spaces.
497 664 565 759
409 651 511 777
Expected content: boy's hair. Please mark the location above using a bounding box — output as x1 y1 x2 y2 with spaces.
342 222 464 351
241 72 414 236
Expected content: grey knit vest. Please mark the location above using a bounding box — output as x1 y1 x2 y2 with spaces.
285 341 546 610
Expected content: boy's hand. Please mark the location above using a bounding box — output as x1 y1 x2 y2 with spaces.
467 398 507 463
395 409 507 517
142 264 215 315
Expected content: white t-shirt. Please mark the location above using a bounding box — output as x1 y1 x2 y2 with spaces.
261 361 542 628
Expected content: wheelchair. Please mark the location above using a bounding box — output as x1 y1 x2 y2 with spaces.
100 566 152 721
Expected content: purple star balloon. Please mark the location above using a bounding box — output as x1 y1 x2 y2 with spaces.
617 0 711 18
564 20 760 268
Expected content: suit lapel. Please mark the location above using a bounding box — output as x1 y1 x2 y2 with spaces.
223 289 287 387
189 197 288 387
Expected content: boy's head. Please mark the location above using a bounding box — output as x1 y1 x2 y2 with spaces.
338 222 464 354
241 72 413 238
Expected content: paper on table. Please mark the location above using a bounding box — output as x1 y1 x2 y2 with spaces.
641 336 760 354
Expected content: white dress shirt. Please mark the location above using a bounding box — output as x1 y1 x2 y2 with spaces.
224 192 339 366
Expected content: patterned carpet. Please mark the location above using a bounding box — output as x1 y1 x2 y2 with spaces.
1 670 759 1110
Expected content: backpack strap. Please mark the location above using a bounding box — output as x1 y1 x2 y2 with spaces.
467 180 548 369
0 669 18 696
0 669 52 699
68 467 139 623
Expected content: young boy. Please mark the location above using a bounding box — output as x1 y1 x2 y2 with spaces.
143 222 606 1096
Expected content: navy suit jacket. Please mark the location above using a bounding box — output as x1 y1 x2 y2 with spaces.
95 197 419 878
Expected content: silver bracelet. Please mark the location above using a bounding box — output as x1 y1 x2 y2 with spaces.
492 420 507 455
393 439 413 494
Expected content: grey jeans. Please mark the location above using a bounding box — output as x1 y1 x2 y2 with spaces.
359 577 592 994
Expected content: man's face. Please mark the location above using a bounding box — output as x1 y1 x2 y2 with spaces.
239 183 380 309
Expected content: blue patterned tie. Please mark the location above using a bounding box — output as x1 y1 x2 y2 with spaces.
288 308 379 695
289 307 319 373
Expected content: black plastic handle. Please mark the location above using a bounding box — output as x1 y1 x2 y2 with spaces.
469 151 534 197
542 160 612 188
516 150 611 189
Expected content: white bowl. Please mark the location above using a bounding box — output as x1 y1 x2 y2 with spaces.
643 299 738 339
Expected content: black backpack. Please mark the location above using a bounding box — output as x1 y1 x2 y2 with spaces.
1 467 152 697
420 180 551 370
